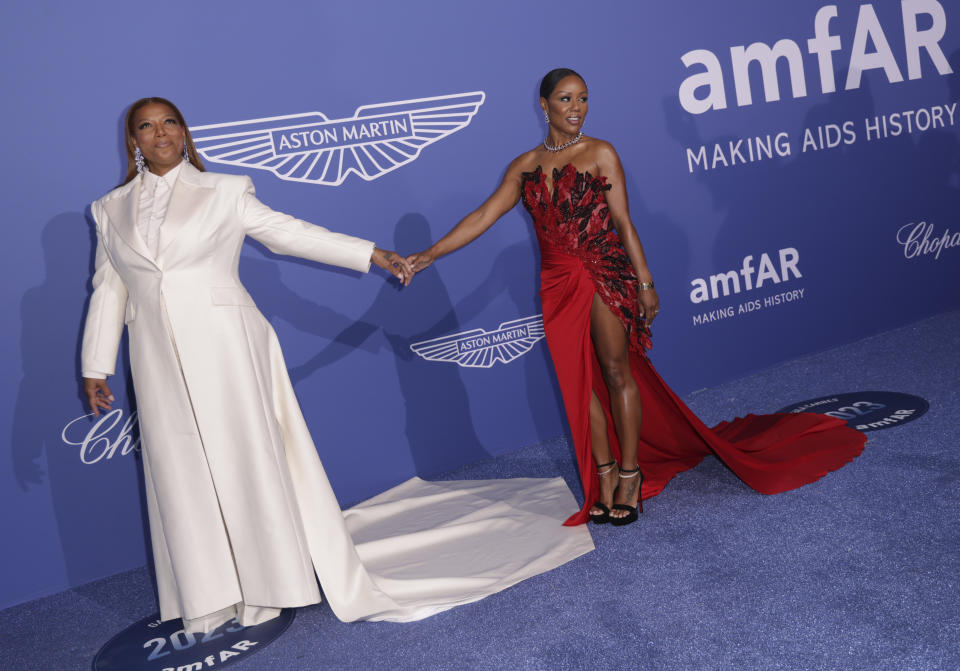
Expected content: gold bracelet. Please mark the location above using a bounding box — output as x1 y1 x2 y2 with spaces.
638 281 655 291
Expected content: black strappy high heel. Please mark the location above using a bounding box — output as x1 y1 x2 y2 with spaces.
610 465 643 526
589 460 619 524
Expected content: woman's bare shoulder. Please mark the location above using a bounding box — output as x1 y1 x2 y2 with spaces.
507 146 547 176
584 136 619 160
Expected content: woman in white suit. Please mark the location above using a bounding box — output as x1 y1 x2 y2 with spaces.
82 96 414 632
81 97 593 634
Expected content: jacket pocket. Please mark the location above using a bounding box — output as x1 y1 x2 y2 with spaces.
210 286 257 307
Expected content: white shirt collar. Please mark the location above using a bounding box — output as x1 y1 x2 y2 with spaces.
143 160 185 189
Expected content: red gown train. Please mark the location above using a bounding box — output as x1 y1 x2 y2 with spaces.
520 163 867 526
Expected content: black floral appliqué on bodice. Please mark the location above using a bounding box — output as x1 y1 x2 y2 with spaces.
521 163 652 354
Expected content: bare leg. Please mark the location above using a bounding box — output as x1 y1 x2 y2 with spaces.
589 392 618 518
590 295 643 518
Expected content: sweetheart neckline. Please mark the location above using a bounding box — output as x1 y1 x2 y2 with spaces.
521 163 605 202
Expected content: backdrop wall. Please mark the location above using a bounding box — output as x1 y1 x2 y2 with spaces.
2 0 958 610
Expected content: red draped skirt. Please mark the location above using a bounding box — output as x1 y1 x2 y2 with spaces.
537 244 867 526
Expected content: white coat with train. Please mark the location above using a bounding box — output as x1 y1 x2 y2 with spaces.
81 162 593 631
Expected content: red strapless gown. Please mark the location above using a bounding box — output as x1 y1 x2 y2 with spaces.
520 164 866 525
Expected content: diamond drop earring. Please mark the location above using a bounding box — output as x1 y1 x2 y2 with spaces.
134 146 146 174
543 110 549 124
182 143 189 162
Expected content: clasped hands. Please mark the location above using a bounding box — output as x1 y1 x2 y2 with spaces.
371 247 437 286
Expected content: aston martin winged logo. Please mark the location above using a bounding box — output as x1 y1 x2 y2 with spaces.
189 91 485 186
410 315 545 369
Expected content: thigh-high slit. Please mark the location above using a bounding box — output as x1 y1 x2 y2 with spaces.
539 241 866 526
524 164 866 526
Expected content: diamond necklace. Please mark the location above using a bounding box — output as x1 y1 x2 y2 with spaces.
543 131 583 152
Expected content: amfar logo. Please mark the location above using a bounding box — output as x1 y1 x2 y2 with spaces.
190 92 485 186
689 248 801 304
410 315 545 368
679 1 952 115
778 391 929 432
93 609 293 671
688 248 805 325
61 409 139 464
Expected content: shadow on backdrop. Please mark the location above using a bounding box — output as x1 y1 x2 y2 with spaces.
11 212 148 600
286 213 491 477
239 255 382 359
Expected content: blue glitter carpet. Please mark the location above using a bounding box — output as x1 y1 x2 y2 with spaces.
2 311 957 671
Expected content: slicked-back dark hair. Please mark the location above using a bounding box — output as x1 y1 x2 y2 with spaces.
539 68 585 100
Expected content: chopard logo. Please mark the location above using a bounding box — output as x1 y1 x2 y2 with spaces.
410 315 545 368
896 221 959 260
61 409 140 464
190 92 485 186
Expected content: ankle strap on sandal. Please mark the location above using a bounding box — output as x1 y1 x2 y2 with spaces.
596 460 617 476
618 466 641 479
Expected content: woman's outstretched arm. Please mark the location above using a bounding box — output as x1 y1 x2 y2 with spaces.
406 156 528 271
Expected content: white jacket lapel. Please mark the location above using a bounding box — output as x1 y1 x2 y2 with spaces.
157 163 214 263
102 177 159 267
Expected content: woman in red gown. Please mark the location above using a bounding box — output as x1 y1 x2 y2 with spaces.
407 69 865 526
